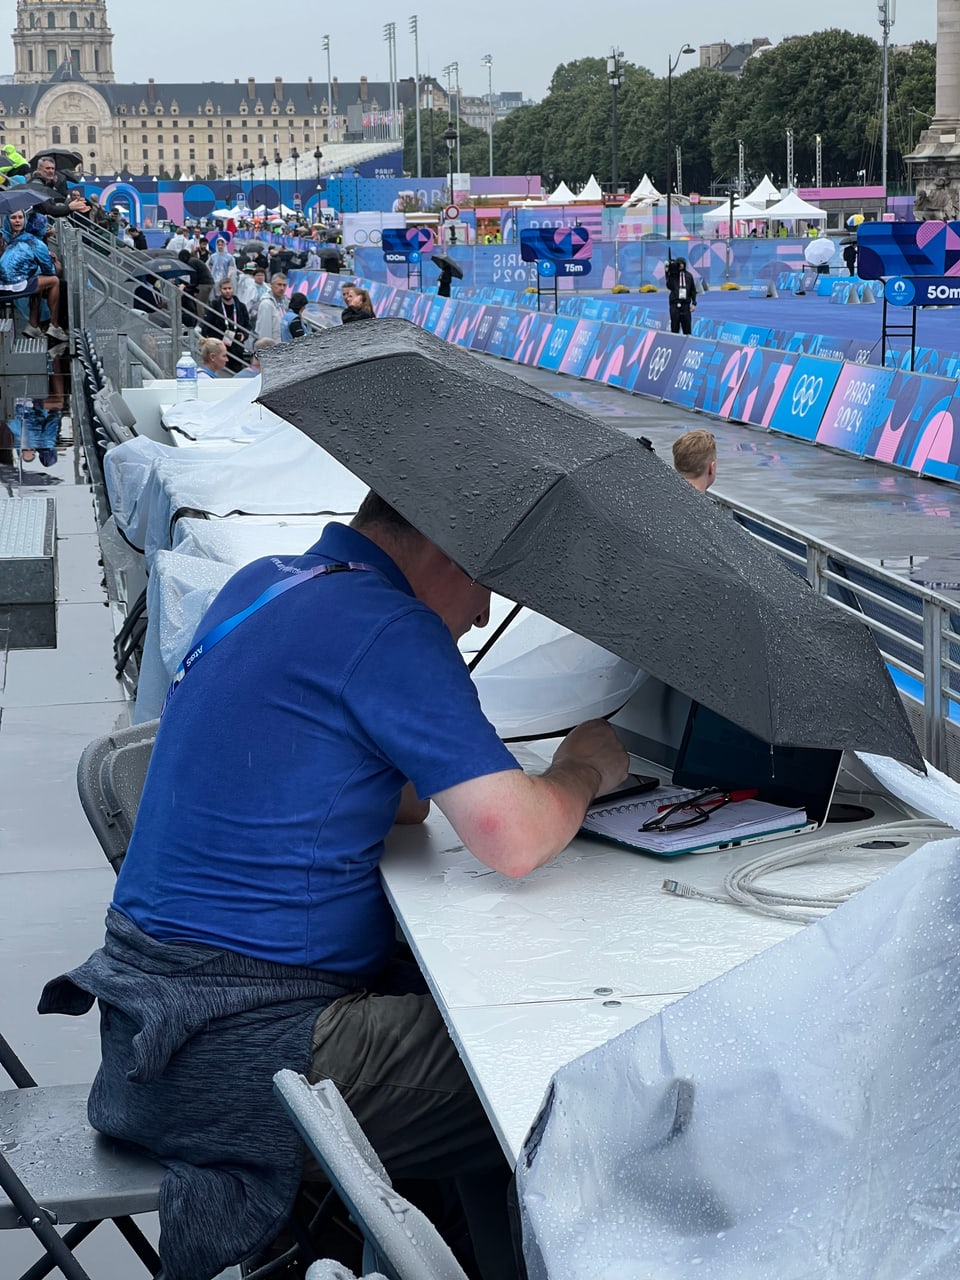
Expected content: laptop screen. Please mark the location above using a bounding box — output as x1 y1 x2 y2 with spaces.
672 702 842 828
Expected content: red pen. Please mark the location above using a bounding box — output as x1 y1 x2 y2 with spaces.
656 787 759 814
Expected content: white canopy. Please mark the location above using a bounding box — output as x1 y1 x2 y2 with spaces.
546 181 576 204
573 174 603 202
701 200 766 222
630 174 661 200
760 191 828 222
743 175 780 205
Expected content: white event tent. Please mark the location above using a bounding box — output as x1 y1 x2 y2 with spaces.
743 175 781 206
759 191 828 223
546 181 576 204
573 175 604 201
701 199 765 223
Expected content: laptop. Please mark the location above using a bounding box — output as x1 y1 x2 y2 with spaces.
665 701 843 854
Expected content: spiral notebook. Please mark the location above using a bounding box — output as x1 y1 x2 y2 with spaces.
581 785 812 857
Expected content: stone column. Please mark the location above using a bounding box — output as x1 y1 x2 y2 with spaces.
910 0 960 220
935 0 960 125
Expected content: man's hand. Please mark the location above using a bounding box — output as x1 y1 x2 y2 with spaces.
395 780 430 825
551 719 629 799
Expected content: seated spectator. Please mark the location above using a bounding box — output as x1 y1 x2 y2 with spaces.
281 292 309 341
197 337 230 378
0 208 68 341
672 428 717 494
341 284 375 324
130 225 149 251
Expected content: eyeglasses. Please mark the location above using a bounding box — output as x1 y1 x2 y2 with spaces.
640 787 757 833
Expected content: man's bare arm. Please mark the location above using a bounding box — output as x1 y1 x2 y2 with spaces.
433 719 628 878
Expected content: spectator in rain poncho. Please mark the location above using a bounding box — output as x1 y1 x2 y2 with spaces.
0 143 30 185
208 237 236 298
0 208 68 341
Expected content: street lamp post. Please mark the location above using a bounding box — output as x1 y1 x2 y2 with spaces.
443 62 461 175
482 53 494 178
322 35 333 141
260 155 268 212
353 167 361 212
443 121 458 212
410 16 422 179
291 147 300 212
313 146 323 188
607 48 624 198
665 43 695 247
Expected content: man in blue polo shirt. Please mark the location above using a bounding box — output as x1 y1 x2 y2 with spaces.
42 492 627 1280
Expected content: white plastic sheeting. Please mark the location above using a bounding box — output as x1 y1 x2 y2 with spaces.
160 376 278 443
473 613 646 737
518 757 960 1280
104 428 367 563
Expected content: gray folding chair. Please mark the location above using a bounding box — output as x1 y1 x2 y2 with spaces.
76 719 159 873
0 1032 164 1280
273 1071 469 1280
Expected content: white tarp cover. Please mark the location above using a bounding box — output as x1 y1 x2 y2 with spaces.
473 613 646 737
518 760 960 1280
104 427 367 564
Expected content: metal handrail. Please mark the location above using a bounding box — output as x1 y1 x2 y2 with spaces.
721 495 960 769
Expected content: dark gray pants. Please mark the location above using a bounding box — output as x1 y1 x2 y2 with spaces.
308 962 520 1280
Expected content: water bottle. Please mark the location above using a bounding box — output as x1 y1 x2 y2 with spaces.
175 350 198 402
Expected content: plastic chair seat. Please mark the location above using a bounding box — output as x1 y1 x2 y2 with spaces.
0 1083 164 1229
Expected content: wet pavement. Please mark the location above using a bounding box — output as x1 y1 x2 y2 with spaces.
497 362 960 576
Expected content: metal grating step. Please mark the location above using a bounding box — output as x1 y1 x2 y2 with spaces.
0 496 55 558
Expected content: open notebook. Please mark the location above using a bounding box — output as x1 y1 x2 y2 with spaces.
581 784 812 857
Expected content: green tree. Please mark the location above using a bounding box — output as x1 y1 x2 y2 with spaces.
709 31 882 186
402 108 491 181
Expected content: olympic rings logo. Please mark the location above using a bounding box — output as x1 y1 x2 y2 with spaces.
791 373 824 417
647 347 673 380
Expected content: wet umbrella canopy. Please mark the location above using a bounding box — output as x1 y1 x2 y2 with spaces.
258 321 923 767
431 252 464 279
0 186 50 216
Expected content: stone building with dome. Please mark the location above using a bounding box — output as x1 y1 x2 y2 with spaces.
4 0 427 179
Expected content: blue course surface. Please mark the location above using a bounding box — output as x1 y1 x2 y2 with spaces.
640 289 960 362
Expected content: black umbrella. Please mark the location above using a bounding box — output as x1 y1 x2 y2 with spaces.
28 149 84 174
257 321 923 767
239 239 270 253
129 260 192 281
0 186 50 216
431 252 464 279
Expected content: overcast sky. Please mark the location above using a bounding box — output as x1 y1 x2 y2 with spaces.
6 0 938 99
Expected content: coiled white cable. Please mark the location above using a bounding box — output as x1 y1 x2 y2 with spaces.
662 821 956 923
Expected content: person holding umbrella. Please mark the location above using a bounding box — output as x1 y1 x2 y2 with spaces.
52 485 627 1280
432 252 463 299
665 256 697 335
843 241 858 277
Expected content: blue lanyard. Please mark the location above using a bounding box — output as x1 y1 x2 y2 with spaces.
163 560 375 712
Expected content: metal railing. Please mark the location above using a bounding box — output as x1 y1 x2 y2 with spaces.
59 219 258 386
722 496 960 776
